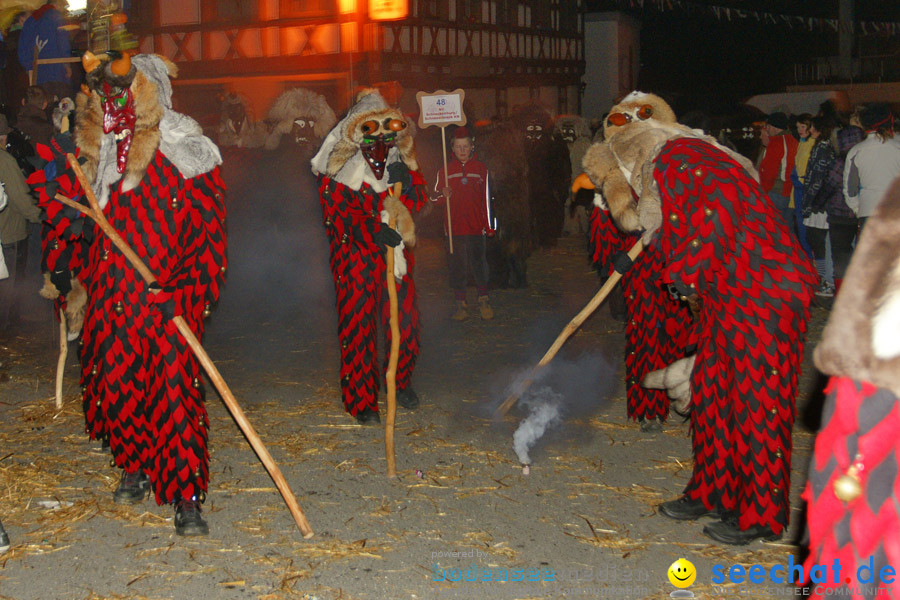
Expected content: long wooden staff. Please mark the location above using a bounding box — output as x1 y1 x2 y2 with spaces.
440 125 453 254
495 239 644 417
55 155 314 538
384 182 402 478
55 313 67 409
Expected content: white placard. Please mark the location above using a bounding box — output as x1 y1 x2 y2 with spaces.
416 89 467 128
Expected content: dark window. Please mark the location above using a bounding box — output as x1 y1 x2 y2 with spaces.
280 0 336 16
420 0 447 20
217 0 257 21
126 1 153 29
531 0 550 29
459 0 480 24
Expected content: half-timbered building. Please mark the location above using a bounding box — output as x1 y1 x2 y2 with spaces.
128 0 585 124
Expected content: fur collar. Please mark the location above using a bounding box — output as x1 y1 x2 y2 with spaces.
815 179 900 396
75 59 220 207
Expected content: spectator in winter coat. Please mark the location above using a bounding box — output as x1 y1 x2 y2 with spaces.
844 104 900 231
759 111 799 236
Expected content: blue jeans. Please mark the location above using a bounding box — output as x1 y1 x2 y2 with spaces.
768 190 799 243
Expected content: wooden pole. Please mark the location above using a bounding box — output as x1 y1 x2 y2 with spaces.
55 156 315 538
384 183 402 478
55 313 67 409
494 239 644 417
440 126 453 254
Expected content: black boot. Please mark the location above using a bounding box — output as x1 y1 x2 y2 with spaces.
174 499 209 536
658 496 722 521
113 470 150 505
397 387 420 409
702 516 779 545
355 407 381 425
639 416 663 433
0 519 9 554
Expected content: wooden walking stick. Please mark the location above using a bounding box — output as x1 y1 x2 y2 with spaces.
55 313 67 409
384 182 403 478
55 155 314 538
495 238 644 417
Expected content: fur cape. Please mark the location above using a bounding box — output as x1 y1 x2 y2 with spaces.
815 177 900 396
582 91 758 237
264 88 337 151
75 53 221 208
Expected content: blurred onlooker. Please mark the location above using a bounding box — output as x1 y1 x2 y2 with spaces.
1 11 31 117
759 111 799 235
824 122 865 296
217 93 266 150
555 115 592 236
17 1 72 102
15 85 53 150
801 116 837 297
844 104 900 232
791 113 814 255
0 114 41 332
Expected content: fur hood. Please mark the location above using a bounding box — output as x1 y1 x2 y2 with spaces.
75 53 221 208
815 177 900 396
582 90 758 235
310 89 417 193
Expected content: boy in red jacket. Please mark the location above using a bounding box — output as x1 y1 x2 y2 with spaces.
432 126 495 320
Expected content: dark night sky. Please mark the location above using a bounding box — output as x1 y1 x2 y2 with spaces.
586 0 900 110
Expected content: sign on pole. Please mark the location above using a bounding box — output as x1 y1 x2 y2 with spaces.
416 89 466 254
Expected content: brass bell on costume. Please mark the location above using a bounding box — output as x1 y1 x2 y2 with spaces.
202 304 212 318
834 465 863 502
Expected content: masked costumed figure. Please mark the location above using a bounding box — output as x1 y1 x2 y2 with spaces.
514 103 570 248
217 92 266 150
28 52 226 536
556 115 593 236
310 90 426 424
473 119 531 289
584 91 815 544
265 87 337 156
803 179 900 600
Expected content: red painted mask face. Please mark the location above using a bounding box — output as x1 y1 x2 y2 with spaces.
359 118 405 179
100 82 136 173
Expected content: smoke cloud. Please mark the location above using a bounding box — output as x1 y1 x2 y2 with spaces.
513 387 563 465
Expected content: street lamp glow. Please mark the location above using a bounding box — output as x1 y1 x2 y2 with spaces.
68 0 87 11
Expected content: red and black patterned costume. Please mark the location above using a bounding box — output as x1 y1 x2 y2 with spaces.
589 202 694 423
316 174 427 417
29 53 226 512
311 90 427 419
654 138 816 535
804 180 900 599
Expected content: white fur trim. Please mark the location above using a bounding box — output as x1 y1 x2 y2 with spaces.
380 209 407 280
592 192 608 211
873 258 900 359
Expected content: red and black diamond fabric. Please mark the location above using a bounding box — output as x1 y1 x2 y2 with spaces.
804 377 900 600
33 149 227 506
317 174 423 417
589 205 694 422
654 137 816 535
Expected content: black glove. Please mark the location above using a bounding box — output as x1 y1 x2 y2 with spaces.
49 269 72 296
386 162 412 196
612 251 635 275
373 224 402 249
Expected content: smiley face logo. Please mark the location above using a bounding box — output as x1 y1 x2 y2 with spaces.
668 558 697 588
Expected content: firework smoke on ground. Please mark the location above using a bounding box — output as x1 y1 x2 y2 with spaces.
512 386 563 466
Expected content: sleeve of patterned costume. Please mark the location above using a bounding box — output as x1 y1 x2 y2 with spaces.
317 174 389 250
26 142 88 289
588 203 631 278
152 167 228 323
402 169 429 213
658 159 742 297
